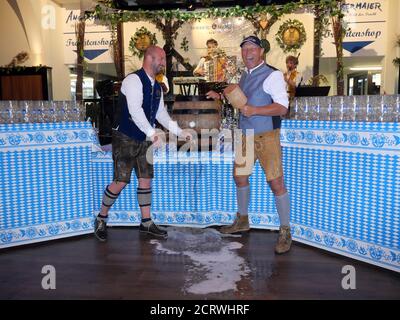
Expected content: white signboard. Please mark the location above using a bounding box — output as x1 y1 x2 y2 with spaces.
63 10 113 64
321 0 388 57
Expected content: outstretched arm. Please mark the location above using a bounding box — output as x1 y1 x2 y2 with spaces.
241 103 288 117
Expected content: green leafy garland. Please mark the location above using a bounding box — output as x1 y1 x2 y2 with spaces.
92 2 302 26
92 1 303 61
275 19 306 53
91 0 346 92
128 26 158 58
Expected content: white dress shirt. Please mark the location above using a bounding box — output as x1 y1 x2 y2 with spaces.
120 72 182 138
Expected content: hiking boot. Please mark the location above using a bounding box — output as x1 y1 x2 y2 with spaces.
220 213 250 234
139 221 168 239
94 217 107 242
275 226 292 254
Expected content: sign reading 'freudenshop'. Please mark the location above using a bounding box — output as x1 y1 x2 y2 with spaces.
63 10 113 64
322 0 387 57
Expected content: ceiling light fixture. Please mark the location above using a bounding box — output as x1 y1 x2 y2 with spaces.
349 66 382 71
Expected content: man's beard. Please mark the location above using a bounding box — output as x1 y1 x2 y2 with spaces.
154 65 164 74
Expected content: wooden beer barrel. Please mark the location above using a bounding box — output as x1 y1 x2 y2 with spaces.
172 95 221 134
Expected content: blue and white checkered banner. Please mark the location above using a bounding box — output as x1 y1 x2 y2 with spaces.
92 148 280 229
281 121 399 272
93 121 399 272
0 122 95 248
1 120 399 272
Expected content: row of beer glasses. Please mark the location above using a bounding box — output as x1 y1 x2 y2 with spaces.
0 100 86 124
291 95 400 122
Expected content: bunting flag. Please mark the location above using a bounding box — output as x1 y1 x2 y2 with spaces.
342 41 374 54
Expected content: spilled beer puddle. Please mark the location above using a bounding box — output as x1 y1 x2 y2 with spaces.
149 227 250 295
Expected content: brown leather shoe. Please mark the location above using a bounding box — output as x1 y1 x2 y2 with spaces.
275 226 292 254
220 213 250 234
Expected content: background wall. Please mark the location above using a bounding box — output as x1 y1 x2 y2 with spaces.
1 1 398 99
123 21 161 74
267 12 314 84
123 1 400 96
320 0 399 95
123 11 315 85
0 0 71 100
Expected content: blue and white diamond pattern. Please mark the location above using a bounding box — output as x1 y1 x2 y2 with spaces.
0 122 94 248
1 120 399 272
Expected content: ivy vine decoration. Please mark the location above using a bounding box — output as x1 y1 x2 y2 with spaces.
275 19 306 53
129 27 158 58
180 37 189 52
92 2 302 27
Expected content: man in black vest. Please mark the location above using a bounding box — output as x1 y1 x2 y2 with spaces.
94 46 192 241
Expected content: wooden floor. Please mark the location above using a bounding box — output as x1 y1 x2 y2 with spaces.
0 227 399 300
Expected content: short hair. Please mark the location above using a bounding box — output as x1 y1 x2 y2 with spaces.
286 55 299 65
206 39 218 46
